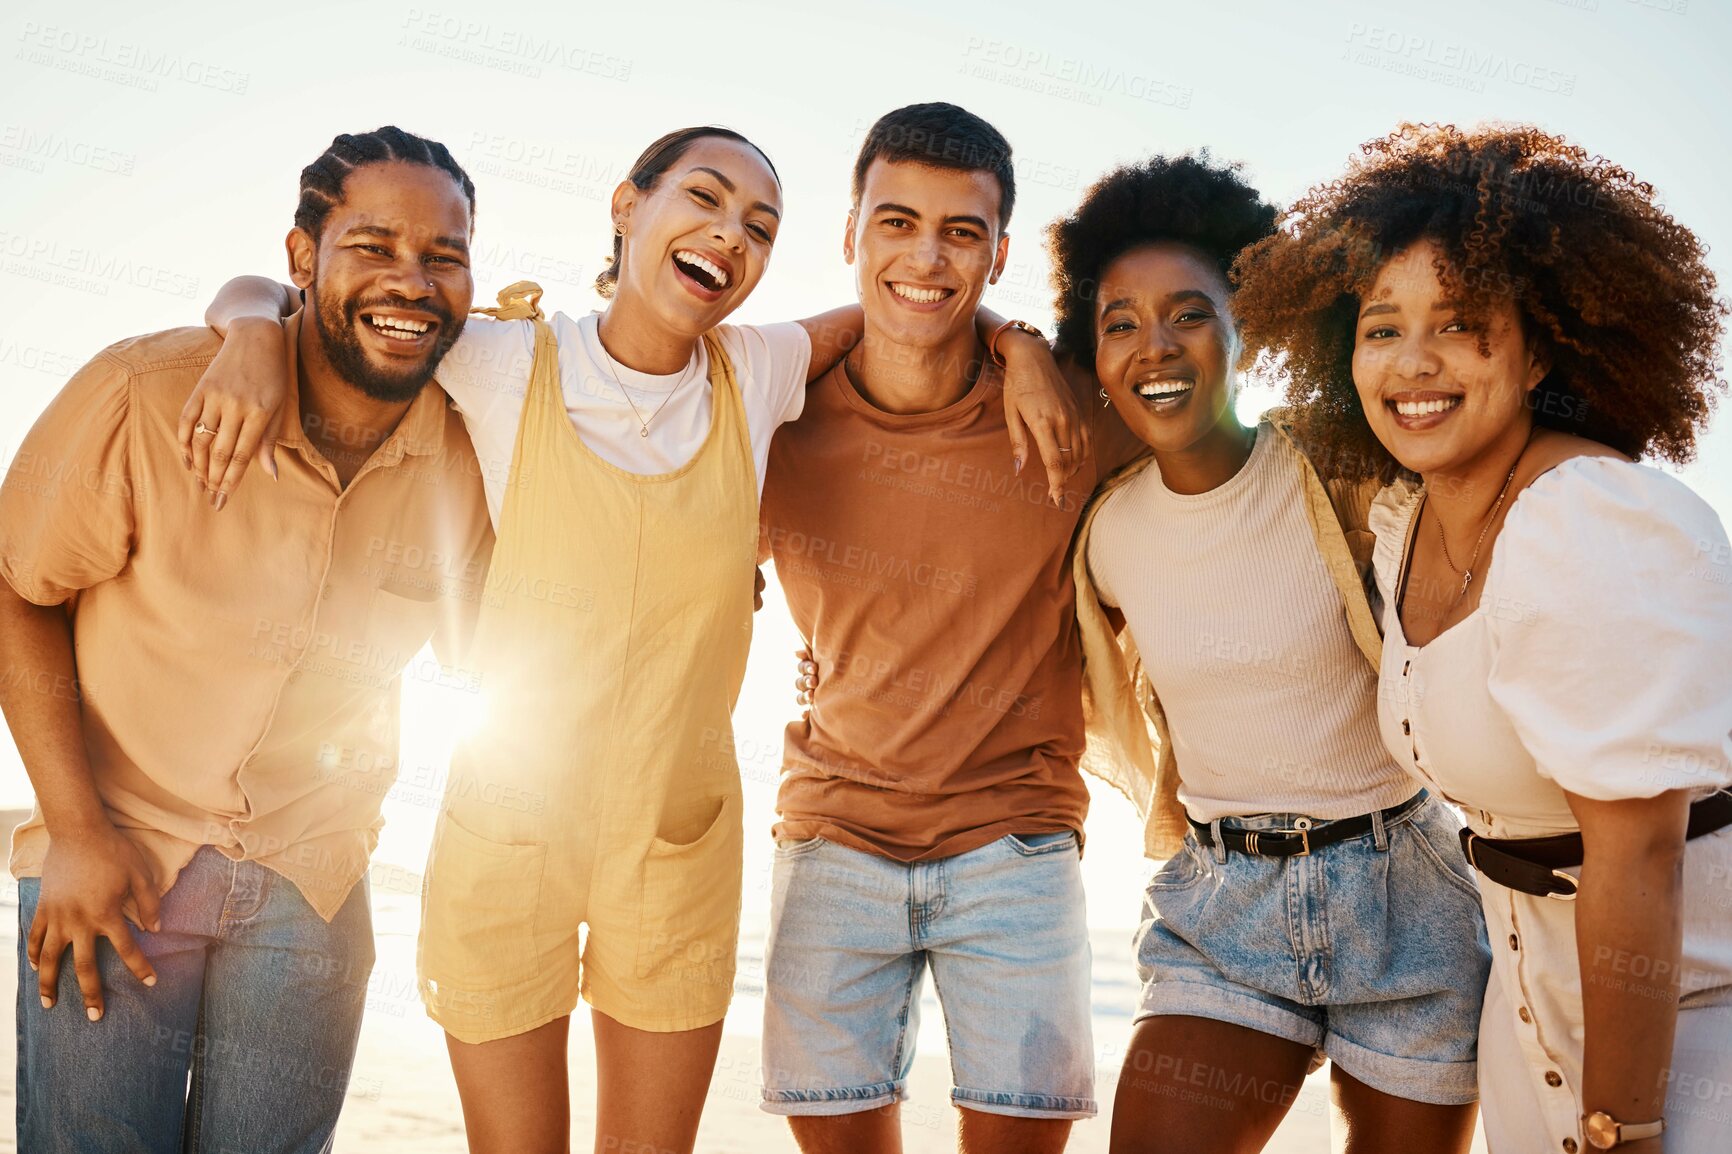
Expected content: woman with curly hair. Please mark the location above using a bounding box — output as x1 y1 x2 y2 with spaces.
1052 154 1490 1154
1234 123 1732 1152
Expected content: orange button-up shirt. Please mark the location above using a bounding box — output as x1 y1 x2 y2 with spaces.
1 314 493 919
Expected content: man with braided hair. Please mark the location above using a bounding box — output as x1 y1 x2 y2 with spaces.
0 125 493 1153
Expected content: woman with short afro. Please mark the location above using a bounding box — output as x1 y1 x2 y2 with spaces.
1235 122 1732 1153
1054 153 1490 1154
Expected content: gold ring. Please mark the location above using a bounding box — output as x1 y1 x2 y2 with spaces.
194 422 218 437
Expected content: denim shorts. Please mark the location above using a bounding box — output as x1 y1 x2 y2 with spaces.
1135 792 1490 1106
761 831 1095 1120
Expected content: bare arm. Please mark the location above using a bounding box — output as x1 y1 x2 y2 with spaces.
180 276 299 501
1567 786 1691 1153
0 584 161 1019
792 305 1085 497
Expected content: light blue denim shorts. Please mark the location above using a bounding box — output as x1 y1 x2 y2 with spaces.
1135 792 1490 1106
761 831 1096 1120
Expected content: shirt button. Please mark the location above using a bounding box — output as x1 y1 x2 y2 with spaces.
1518 1006 1531 1023
322 583 334 598
1545 1071 1563 1087
1509 934 1520 950
1563 1139 1578 1153
288 670 303 684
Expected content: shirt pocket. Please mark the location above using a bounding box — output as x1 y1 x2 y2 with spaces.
365 584 442 673
637 789 743 982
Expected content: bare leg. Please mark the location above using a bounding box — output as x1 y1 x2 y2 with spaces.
1329 1065 1476 1154
958 1107 1071 1153
1110 1015 1314 1154
788 1104 904 1154
591 1009 723 1154
446 1016 571 1154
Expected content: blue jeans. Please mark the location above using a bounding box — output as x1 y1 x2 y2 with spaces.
761 831 1096 1120
16 846 375 1153
1134 793 1491 1105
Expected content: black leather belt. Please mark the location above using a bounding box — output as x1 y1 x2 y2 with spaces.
1460 790 1732 901
1188 792 1427 858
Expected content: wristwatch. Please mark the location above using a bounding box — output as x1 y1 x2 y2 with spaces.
1583 1111 1665 1148
986 319 1046 366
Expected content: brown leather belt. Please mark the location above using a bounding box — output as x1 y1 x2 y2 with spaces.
1459 790 1732 900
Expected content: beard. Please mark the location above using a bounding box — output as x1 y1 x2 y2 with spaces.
310 282 461 403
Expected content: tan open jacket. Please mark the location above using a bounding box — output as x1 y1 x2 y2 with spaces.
1074 412 1404 860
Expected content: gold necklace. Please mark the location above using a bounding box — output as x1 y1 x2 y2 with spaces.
596 324 688 438
1433 451 1524 605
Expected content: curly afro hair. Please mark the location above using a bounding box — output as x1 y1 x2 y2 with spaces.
1233 122 1727 482
1045 153 1278 362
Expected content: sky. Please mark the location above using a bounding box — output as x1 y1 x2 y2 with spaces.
2 0 1729 925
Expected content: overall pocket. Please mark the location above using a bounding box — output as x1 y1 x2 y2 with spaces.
637 790 743 981
420 811 547 992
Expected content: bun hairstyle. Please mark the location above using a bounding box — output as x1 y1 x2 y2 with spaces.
595 126 779 299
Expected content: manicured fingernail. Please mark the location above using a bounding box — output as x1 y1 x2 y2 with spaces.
86 1007 101 1022
182 454 192 471
1014 457 1024 476
266 460 278 481
144 975 157 987
40 996 50 1009
214 492 227 512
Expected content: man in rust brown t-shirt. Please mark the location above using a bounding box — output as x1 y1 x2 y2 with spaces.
758 104 1139 1154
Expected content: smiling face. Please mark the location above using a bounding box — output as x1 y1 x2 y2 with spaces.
1094 242 1238 454
611 135 781 338
289 160 473 403
1352 239 1548 476
846 159 1008 353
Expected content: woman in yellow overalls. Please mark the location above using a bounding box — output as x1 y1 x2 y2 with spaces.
189 123 1084 1154
419 130 816 1154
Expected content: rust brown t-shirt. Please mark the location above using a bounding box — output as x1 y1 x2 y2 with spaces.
761 357 1136 860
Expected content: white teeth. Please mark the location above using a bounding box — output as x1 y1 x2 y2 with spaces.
673 250 730 288
1393 397 1461 416
890 283 952 304
368 315 430 334
1134 379 1193 399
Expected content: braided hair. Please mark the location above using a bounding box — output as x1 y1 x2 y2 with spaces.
294 126 476 239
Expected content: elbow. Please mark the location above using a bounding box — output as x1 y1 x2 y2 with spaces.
1576 789 1695 882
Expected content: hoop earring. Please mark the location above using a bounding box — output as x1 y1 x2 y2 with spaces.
1100 387 1111 408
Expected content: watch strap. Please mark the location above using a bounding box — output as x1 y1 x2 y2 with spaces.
1618 1118 1665 1142
986 319 1046 366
